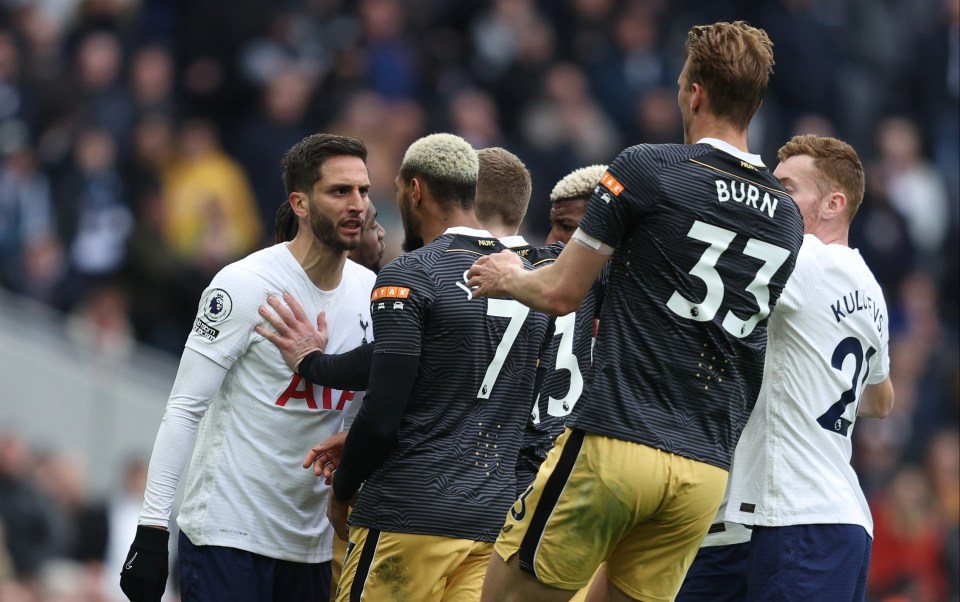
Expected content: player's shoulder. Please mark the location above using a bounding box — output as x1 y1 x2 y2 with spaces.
344 258 377 289
684 144 784 188
821 242 885 291
527 241 565 266
617 142 707 167
444 232 503 256
209 244 284 288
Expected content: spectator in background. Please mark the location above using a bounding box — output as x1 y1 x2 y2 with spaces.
230 64 315 239
868 465 949 602
161 117 262 274
888 272 959 461
907 0 960 205
875 117 950 261
121 113 206 354
0 431 59 588
521 62 619 168
0 119 62 300
630 86 684 145
357 0 419 101
484 9 556 135
926 429 960 600
589 3 668 126
73 31 135 151
54 125 133 312
31 450 108 578
754 0 839 151
66 280 135 358
448 88 507 152
849 167 917 307
128 43 178 122
0 29 38 130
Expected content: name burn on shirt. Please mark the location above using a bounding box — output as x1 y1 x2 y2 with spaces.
715 179 780 218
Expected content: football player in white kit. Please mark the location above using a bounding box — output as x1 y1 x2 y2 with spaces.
119 133 376 602
721 135 895 601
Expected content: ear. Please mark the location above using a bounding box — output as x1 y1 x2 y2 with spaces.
290 192 309 218
823 192 847 221
409 177 423 207
690 82 703 112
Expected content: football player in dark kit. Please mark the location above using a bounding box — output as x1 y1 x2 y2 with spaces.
468 21 805 602
260 133 549 601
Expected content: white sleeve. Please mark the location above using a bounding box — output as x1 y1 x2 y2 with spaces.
138 347 227 527
869 291 891 384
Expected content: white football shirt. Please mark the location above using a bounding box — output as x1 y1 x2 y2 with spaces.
143 243 374 563
726 235 890 536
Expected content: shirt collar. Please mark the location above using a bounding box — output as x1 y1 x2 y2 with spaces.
498 235 529 248
697 137 765 167
443 226 494 238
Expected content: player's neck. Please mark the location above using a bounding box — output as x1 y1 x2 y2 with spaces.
421 208 485 244
286 235 349 291
814 226 849 247
689 118 750 154
483 220 518 239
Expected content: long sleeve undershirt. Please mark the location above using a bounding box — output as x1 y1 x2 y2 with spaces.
331 352 420 501
298 344 374 391
138 348 226 527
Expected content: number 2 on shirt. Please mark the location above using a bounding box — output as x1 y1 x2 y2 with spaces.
817 336 876 436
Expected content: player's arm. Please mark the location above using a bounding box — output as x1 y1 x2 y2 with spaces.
331 351 420 501
857 376 894 419
121 347 225 601
470 156 643 314
331 258 431 502
467 239 610 315
140 348 224 525
257 292 374 390
298 345 373 391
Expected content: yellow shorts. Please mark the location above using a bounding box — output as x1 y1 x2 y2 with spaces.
336 526 493 602
494 428 727 602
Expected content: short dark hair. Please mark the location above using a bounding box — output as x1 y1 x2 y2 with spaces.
281 134 367 197
475 147 532 230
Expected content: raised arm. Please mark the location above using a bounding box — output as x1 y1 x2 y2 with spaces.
466 235 610 316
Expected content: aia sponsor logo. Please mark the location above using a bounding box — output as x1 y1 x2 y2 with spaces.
275 374 355 411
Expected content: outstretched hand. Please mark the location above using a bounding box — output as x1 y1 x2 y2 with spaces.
303 431 347 485
465 250 525 298
255 292 329 372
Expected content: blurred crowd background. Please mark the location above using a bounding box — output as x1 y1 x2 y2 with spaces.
0 0 956 601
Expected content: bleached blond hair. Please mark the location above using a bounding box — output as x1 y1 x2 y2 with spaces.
550 164 607 203
400 133 478 208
